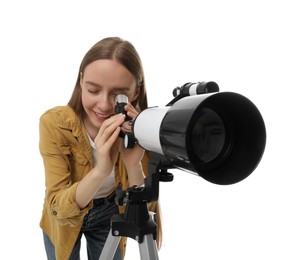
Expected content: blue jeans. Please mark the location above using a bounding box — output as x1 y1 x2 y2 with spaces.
43 197 122 260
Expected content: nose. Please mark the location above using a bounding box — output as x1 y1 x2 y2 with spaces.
96 93 115 112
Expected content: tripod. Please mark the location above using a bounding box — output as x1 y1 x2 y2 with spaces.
99 153 174 260
99 196 159 260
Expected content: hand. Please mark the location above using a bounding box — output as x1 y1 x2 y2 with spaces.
94 113 126 176
120 103 138 133
119 103 145 185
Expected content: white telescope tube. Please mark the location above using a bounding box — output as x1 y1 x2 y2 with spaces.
133 107 170 154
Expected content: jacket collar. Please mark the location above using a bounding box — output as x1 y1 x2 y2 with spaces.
57 106 94 167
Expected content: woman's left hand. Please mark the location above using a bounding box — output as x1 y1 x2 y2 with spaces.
119 103 145 185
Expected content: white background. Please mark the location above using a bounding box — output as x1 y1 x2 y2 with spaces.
1 0 305 259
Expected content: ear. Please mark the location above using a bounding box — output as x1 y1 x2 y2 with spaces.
79 72 83 87
131 85 140 103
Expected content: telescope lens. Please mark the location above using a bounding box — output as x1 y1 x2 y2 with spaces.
190 108 226 163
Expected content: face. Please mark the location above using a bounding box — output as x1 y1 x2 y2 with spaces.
80 59 139 138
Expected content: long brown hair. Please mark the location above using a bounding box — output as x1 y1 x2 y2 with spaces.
68 37 148 115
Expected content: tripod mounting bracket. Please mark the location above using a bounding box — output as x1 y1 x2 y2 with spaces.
110 152 174 243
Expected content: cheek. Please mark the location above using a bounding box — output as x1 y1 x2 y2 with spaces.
81 91 94 109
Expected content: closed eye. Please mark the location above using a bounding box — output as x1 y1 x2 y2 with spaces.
88 89 100 94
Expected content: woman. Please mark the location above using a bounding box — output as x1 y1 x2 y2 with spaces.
39 37 162 259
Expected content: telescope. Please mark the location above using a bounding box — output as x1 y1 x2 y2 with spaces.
119 81 266 185
101 83 266 260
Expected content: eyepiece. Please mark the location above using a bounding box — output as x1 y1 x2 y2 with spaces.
115 94 129 104
115 94 129 116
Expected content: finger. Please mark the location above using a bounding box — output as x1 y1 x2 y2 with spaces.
94 115 125 152
120 120 133 133
103 113 126 129
96 126 121 155
96 114 125 140
125 104 138 120
103 126 121 151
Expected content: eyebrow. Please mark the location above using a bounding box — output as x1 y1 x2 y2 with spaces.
85 81 131 91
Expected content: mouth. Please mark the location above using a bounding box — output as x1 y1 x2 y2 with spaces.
93 111 112 121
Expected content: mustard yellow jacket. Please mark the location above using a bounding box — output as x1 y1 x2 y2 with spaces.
39 106 158 259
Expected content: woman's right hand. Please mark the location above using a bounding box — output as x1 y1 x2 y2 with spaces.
76 113 126 209
94 113 126 176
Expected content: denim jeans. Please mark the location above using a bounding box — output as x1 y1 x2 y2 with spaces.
43 197 122 260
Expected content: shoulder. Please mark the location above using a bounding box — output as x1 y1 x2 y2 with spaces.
39 106 87 149
40 106 80 127
40 105 75 120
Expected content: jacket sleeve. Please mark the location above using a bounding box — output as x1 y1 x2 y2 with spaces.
39 114 91 227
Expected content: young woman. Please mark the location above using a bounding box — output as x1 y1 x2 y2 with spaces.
39 37 162 259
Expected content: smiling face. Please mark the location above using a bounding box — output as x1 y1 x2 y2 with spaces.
80 59 139 139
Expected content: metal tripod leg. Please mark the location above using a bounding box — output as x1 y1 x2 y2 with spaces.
99 232 159 260
139 234 159 260
99 230 120 260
